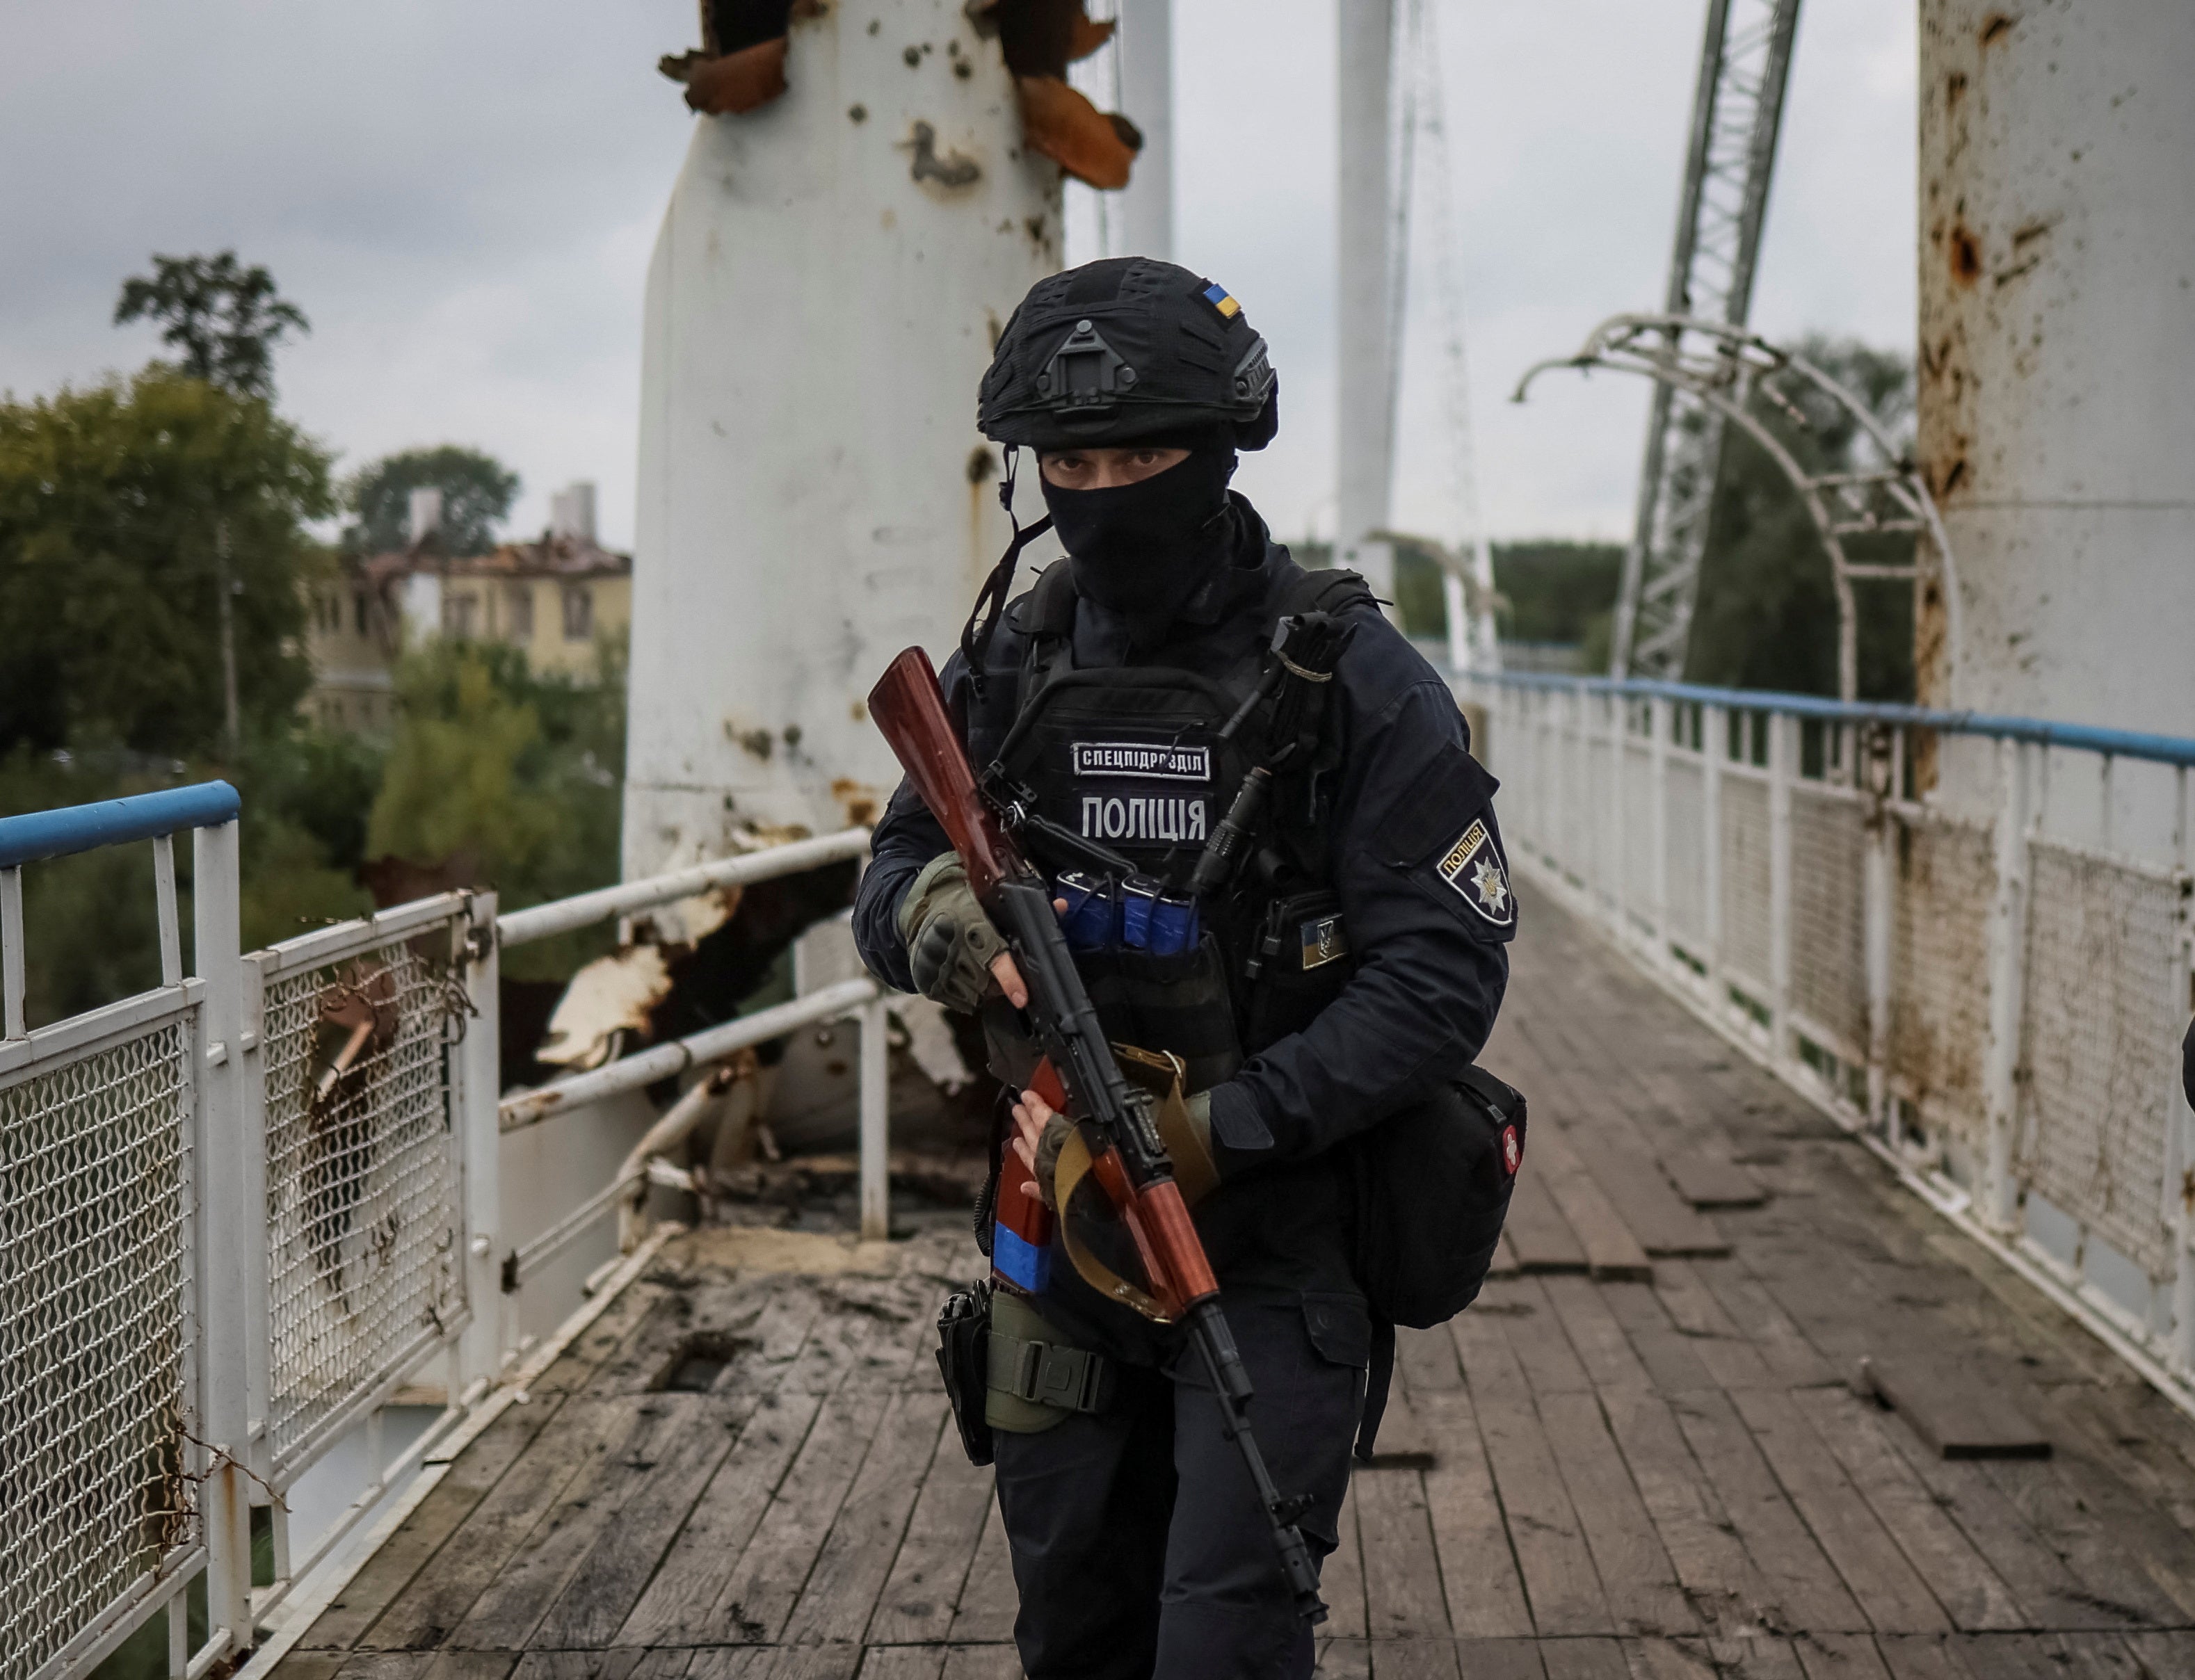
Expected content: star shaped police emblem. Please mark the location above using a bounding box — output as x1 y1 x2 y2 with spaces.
1472 855 1510 917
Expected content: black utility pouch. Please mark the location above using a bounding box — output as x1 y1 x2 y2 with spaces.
1079 932 1244 1093
936 1279 997 1466
1351 1067 1527 1330
1244 889 1354 1047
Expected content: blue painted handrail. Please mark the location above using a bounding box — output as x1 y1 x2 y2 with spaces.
1474 672 2195 770
0 780 241 869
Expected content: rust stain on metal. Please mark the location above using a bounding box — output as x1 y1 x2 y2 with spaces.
1948 219 1984 287
831 777 881 828
1978 12 2014 47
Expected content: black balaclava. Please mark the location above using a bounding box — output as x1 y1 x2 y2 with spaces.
1039 442 1238 638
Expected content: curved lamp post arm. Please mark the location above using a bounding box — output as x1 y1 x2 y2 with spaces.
1513 312 1963 704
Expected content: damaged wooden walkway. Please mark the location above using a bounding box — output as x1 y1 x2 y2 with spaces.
273 898 2195 1679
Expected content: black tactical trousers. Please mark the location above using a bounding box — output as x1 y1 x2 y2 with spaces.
990 1295 1365 1680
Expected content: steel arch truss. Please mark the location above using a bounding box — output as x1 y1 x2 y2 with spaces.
1515 313 1962 703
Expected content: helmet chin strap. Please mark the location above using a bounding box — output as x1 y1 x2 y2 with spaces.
960 442 1054 700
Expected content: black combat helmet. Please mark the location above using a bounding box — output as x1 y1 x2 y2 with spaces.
977 257 1280 451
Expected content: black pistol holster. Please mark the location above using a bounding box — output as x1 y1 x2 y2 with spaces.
937 1279 996 1466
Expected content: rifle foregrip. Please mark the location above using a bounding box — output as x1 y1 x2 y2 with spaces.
1141 1181 1218 1306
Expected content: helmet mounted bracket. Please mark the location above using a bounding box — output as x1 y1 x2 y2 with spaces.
1036 318 1136 413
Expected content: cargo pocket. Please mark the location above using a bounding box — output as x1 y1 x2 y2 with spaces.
1300 1291 1372 1370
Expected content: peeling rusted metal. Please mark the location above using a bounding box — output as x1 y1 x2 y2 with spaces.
1015 75 1141 189
664 36 790 115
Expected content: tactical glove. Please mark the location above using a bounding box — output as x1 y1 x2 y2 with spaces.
1030 1091 1215 1212
897 853 1009 1014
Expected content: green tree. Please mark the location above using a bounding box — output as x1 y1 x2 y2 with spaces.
113 251 309 401
0 368 336 757
345 446 520 556
367 638 625 980
1685 338 1917 700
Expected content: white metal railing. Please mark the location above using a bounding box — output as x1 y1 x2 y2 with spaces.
1463 672 2195 1400
0 796 884 1679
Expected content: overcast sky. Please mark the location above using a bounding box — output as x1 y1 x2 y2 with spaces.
0 0 1916 550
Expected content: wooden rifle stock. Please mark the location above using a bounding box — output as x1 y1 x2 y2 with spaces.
866 647 1024 902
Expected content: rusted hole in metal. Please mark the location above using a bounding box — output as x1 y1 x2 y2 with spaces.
967 445 998 483
1949 223 1984 286
1979 13 2013 46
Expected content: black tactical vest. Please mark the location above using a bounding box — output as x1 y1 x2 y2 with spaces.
974 558 1375 1092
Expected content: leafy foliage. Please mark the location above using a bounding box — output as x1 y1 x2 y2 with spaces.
367 637 627 980
0 368 336 758
1685 338 1917 700
113 251 309 401
344 445 521 557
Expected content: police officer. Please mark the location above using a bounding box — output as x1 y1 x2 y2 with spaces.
853 257 1515 1680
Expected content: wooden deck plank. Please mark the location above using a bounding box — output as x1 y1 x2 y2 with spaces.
1666 1389 1865 1635
780 1389 951 1646
362 1398 634 1652
848 1649 943 1680
1792 1633 1895 1680
1728 1387 1949 1635
1453 1307 1612 1637
451 1398 715 1651
304 1393 574 1650
1790 1387 2025 1633
1872 1399 2141 1631
1535 1638 1629 1680
1650 1262 1776 1392
529 1396 750 1648
1417 1389 1535 1640
695 1383 891 1645
934 1649 1021 1680
1507 1168 1591 1275
1354 1467 1454 1641
865 1411 995 1647
1536 1391 1697 1638
1598 1282 1719 1398
1538 1277 1654 1397
1597 1387 1777 1640
1527 1116 1654 1284
616 1392 825 1646
1497 1277 1598 1398
1661 1154 1767 1211
1312 1635 1371 1678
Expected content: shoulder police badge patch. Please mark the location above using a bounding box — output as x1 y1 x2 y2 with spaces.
1436 817 1515 927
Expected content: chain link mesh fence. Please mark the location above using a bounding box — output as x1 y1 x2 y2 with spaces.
1720 774 1773 994
1 1017 196 1680
1664 757 1707 948
259 926 466 1479
1889 814 1994 1156
1624 740 1656 914
2018 843 2188 1280
1788 786 1869 1053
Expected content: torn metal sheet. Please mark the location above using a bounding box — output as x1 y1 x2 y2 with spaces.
662 36 790 115
537 942 671 1071
1015 76 1141 190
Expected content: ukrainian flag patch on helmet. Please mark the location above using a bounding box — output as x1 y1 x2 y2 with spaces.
1201 282 1241 320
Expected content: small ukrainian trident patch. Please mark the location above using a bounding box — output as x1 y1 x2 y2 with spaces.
1436 817 1514 927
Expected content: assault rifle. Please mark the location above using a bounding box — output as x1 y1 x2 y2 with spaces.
868 645 1328 1624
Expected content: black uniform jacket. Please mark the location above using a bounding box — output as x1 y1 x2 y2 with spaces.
853 499 1514 1358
